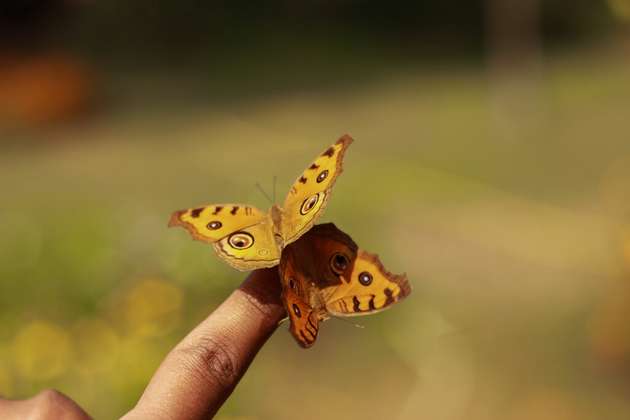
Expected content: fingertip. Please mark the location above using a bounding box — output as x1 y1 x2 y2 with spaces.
238 267 284 323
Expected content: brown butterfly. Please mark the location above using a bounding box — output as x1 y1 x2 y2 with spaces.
279 223 411 348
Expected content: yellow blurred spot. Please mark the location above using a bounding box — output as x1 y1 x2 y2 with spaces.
608 0 630 21
125 278 183 337
0 365 13 396
73 318 120 375
12 321 72 381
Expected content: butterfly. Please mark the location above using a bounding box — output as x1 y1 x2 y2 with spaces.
169 135 353 271
279 223 411 348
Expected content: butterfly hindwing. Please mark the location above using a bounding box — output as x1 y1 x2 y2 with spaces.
278 223 410 348
323 250 411 317
282 287 320 348
212 217 281 271
280 135 353 245
279 246 321 348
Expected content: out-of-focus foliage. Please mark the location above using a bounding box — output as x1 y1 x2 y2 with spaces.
2 1 630 419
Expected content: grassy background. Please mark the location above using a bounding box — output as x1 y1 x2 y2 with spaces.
2 23 630 419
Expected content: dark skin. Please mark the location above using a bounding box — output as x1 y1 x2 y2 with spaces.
0 268 285 420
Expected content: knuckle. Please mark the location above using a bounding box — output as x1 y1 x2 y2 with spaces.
175 337 239 388
31 389 75 418
34 389 66 406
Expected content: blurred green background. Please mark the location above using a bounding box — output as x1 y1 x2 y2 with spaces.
2 1 630 419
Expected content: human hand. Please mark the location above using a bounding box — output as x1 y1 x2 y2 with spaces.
0 268 285 420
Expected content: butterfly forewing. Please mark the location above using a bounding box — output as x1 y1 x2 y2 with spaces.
169 204 267 243
280 135 353 246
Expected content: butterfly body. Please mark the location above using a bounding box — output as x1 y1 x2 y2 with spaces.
169 135 353 271
279 223 411 348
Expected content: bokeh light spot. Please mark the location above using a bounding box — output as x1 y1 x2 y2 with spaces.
12 321 72 381
124 278 183 337
608 0 630 21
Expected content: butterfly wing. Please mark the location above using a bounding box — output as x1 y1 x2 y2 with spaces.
169 204 280 270
279 222 410 348
212 219 281 271
279 135 353 246
322 250 411 317
169 135 352 271
278 228 336 348
282 285 320 348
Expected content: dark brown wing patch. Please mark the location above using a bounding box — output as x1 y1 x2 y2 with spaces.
280 223 357 290
322 147 335 157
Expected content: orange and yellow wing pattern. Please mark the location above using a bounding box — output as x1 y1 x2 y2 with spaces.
169 204 280 270
169 135 354 272
321 250 411 317
212 218 280 271
280 135 353 245
282 286 320 348
169 204 266 243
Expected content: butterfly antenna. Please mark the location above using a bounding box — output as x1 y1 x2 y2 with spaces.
330 315 365 329
272 175 277 204
255 182 273 204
